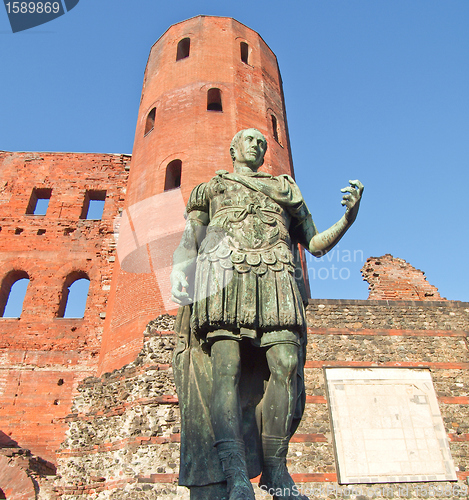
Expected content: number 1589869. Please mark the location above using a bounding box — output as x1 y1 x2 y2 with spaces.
5 2 60 14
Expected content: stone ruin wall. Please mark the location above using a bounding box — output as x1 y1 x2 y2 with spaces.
52 295 469 500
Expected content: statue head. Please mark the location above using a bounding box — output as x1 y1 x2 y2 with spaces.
230 128 267 172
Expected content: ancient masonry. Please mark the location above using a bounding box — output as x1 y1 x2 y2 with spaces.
0 15 468 500
361 254 444 301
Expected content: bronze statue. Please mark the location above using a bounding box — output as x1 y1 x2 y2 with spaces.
171 129 363 500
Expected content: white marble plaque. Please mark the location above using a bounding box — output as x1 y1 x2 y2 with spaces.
325 368 457 484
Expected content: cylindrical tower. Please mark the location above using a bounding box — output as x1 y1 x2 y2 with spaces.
98 16 303 374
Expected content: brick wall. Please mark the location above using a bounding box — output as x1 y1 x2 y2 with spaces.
0 151 129 463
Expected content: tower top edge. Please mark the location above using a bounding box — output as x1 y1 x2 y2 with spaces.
148 15 277 59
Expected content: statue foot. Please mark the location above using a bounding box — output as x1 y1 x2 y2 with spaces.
228 481 256 500
259 464 309 500
215 439 255 500
260 435 309 499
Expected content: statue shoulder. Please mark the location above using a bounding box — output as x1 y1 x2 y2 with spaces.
186 171 229 214
274 174 311 222
276 173 297 186
186 182 209 214
275 174 303 199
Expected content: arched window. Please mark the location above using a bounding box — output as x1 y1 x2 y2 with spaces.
176 38 190 61
271 114 279 143
207 88 222 112
57 272 90 319
144 107 156 135
164 160 182 191
240 42 249 64
0 271 29 318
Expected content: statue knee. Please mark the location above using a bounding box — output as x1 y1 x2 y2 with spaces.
214 358 241 381
211 339 241 382
267 344 298 381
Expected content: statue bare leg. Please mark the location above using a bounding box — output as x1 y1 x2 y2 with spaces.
211 338 256 500
264 343 298 436
260 341 309 500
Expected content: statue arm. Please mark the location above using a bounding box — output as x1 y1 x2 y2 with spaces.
171 210 209 305
304 180 364 257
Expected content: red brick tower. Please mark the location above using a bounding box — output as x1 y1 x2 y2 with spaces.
98 16 303 374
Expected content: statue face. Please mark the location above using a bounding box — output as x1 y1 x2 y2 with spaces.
232 129 267 170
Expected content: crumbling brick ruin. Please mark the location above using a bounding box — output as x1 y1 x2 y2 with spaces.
0 432 56 500
361 254 444 301
1 16 468 500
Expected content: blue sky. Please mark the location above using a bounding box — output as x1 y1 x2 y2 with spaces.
1 0 468 301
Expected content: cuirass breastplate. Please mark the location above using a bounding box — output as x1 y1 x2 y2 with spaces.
197 177 295 275
209 178 291 250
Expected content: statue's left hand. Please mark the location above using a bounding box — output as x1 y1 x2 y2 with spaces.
341 179 364 224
